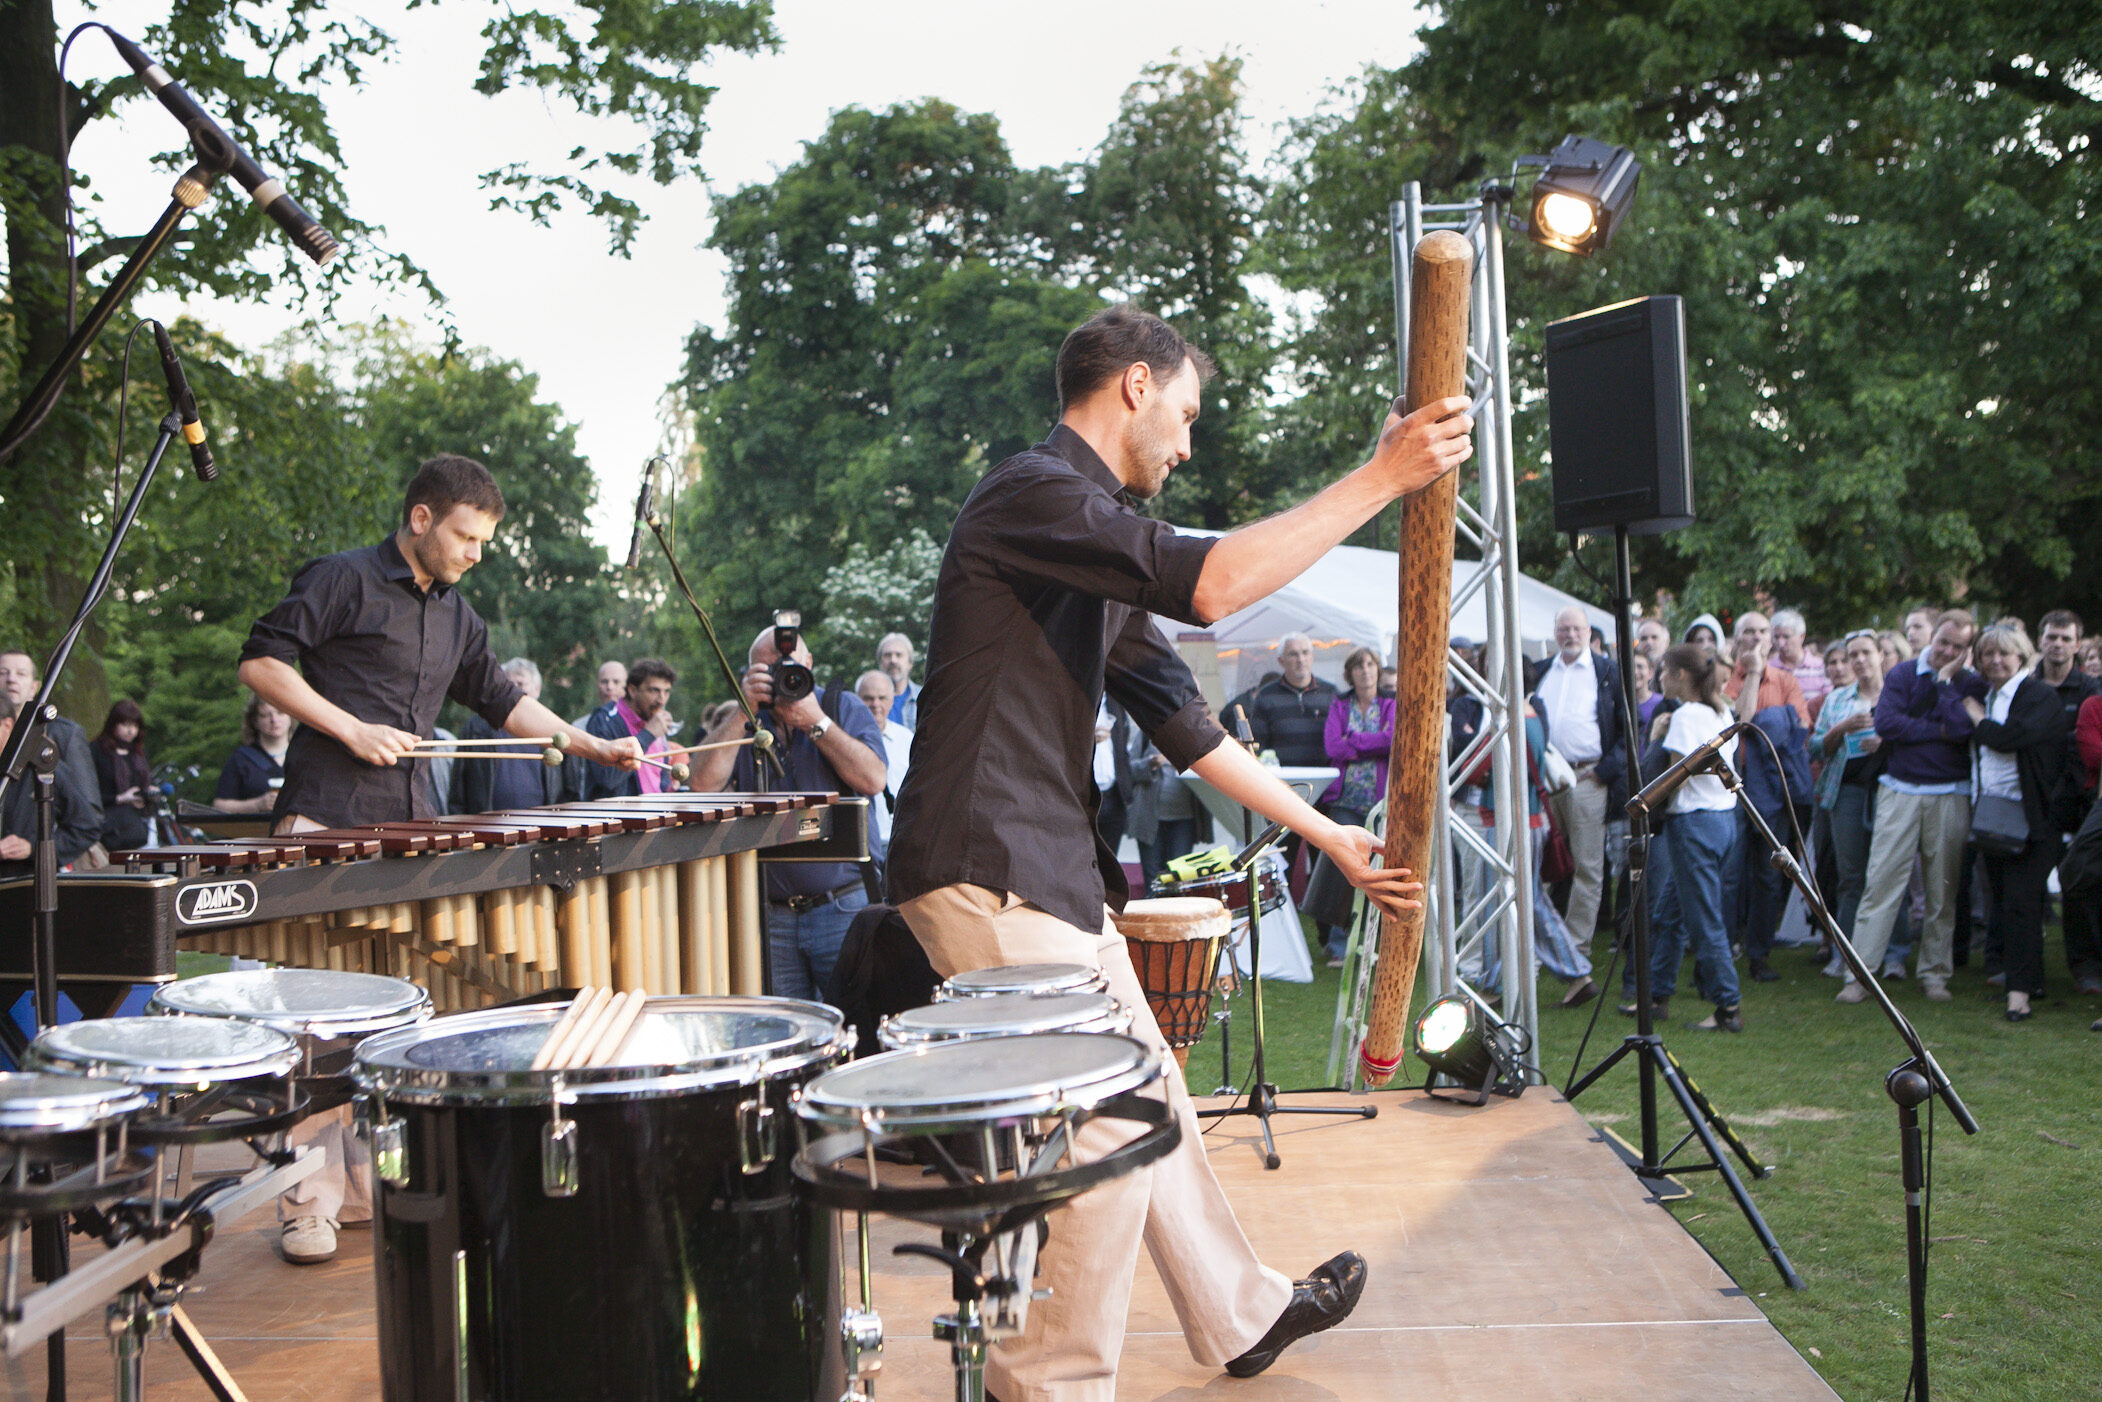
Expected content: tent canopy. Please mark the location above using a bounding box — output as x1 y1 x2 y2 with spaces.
1162 533 1614 693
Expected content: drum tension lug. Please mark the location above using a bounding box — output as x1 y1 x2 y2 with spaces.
543 1077 581 1198
738 1091 776 1175
358 1098 409 1188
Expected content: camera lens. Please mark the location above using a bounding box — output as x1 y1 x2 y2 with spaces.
772 660 815 704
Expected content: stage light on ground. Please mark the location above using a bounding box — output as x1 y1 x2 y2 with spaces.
1525 135 1640 257
1414 994 1529 1106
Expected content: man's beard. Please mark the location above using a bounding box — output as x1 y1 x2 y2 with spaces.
1120 413 1176 500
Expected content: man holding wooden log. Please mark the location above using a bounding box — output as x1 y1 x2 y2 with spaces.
887 302 1471 1400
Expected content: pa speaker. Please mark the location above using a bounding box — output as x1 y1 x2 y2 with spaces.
1544 295 1692 535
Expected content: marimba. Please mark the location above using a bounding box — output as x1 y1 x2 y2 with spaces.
0 794 865 1016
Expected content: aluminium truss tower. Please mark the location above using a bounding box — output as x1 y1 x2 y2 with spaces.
1341 180 1539 1080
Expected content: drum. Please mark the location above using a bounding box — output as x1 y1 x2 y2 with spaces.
27 1017 304 1142
1150 860 1285 917
794 1032 1174 1232
936 963 1108 1000
149 969 432 1044
1110 897 1229 1067
352 996 850 1402
0 1073 155 1217
877 992 1129 1050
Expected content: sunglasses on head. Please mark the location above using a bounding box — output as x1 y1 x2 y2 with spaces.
1844 629 1880 643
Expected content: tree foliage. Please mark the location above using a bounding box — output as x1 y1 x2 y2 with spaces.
679 61 1278 658
1270 0 2102 630
2 0 776 718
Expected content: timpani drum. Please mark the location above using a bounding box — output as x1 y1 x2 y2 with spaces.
877 992 1129 1050
1110 897 1230 1068
936 963 1108 1000
352 996 850 1402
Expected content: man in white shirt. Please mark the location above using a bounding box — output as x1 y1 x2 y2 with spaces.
1534 605 1624 947
855 669 912 845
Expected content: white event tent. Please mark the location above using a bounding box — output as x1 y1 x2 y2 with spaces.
1160 533 1615 695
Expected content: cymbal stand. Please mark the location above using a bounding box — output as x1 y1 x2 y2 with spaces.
1196 823 1376 1169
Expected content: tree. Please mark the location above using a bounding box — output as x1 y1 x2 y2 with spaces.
2 0 777 716
817 530 943 683
679 100 1098 651
1268 0 2102 629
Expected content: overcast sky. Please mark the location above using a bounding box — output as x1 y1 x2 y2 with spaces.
71 0 1426 548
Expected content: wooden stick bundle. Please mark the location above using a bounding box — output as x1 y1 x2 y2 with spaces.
1361 229 1475 1088
529 986 648 1072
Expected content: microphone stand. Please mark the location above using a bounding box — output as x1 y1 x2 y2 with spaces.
0 155 225 462
1714 759 1976 1399
1564 527 1803 1291
1196 822 1376 1170
0 410 184 1402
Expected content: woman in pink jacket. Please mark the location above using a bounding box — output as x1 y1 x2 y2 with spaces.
1305 647 1394 963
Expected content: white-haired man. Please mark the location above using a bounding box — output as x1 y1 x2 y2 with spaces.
877 633 921 730
1534 605 1625 953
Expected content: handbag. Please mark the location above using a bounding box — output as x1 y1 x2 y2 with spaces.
1539 745 1578 795
1531 763 1577 884
1969 794 2028 856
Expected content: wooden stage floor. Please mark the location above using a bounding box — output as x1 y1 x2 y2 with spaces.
2 1088 1836 1401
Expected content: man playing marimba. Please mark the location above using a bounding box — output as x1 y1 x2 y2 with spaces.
237 454 641 1263
888 305 1471 1399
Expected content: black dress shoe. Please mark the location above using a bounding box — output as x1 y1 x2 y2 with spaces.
1224 1250 1368 1379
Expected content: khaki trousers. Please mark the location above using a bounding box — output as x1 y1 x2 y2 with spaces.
899 884 1293 1402
1562 772 1612 943
1846 788 1970 984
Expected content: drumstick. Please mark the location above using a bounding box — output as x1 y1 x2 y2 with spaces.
632 753 694 784
408 749 569 767
653 736 755 760
529 988 593 1071
583 990 648 1067
535 986 610 1071
409 735 568 749
562 989 628 1069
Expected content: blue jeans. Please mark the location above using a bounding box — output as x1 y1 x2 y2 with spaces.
1649 808 1740 1010
767 888 869 1002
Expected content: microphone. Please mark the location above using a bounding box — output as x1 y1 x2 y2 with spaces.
1624 719 1747 821
104 29 340 266
151 323 217 482
624 461 658 570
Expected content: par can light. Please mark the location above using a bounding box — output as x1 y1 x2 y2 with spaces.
1413 994 1530 1106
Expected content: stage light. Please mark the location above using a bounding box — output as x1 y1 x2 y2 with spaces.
1413 994 1528 1106
1524 136 1641 258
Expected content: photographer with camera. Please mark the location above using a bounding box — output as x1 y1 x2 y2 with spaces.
692 615 889 1000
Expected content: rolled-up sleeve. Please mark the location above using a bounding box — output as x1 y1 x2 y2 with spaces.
985 469 1218 627
1106 607 1227 771
240 556 352 666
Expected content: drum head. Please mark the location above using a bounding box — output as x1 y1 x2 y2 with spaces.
1112 897 1230 942
879 993 1128 1049
939 963 1106 999
149 969 433 1040
30 1017 301 1089
354 996 847 1106
0 1073 148 1135
797 1032 1158 1134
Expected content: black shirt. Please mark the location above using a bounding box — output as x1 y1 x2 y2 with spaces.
238 535 523 828
1245 676 1339 767
887 424 1225 934
214 744 286 802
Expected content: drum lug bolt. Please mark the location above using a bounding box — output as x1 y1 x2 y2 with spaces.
542 1077 580 1198
738 1094 777 1175
361 1103 409 1188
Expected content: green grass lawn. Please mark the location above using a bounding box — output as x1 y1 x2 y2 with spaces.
1208 922 2102 1402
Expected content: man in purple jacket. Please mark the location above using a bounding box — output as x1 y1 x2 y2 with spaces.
1838 610 1984 1002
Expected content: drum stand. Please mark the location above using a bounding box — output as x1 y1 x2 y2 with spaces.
1196 825 1374 1170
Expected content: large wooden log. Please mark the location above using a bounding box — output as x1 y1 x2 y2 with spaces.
1360 229 1474 1087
